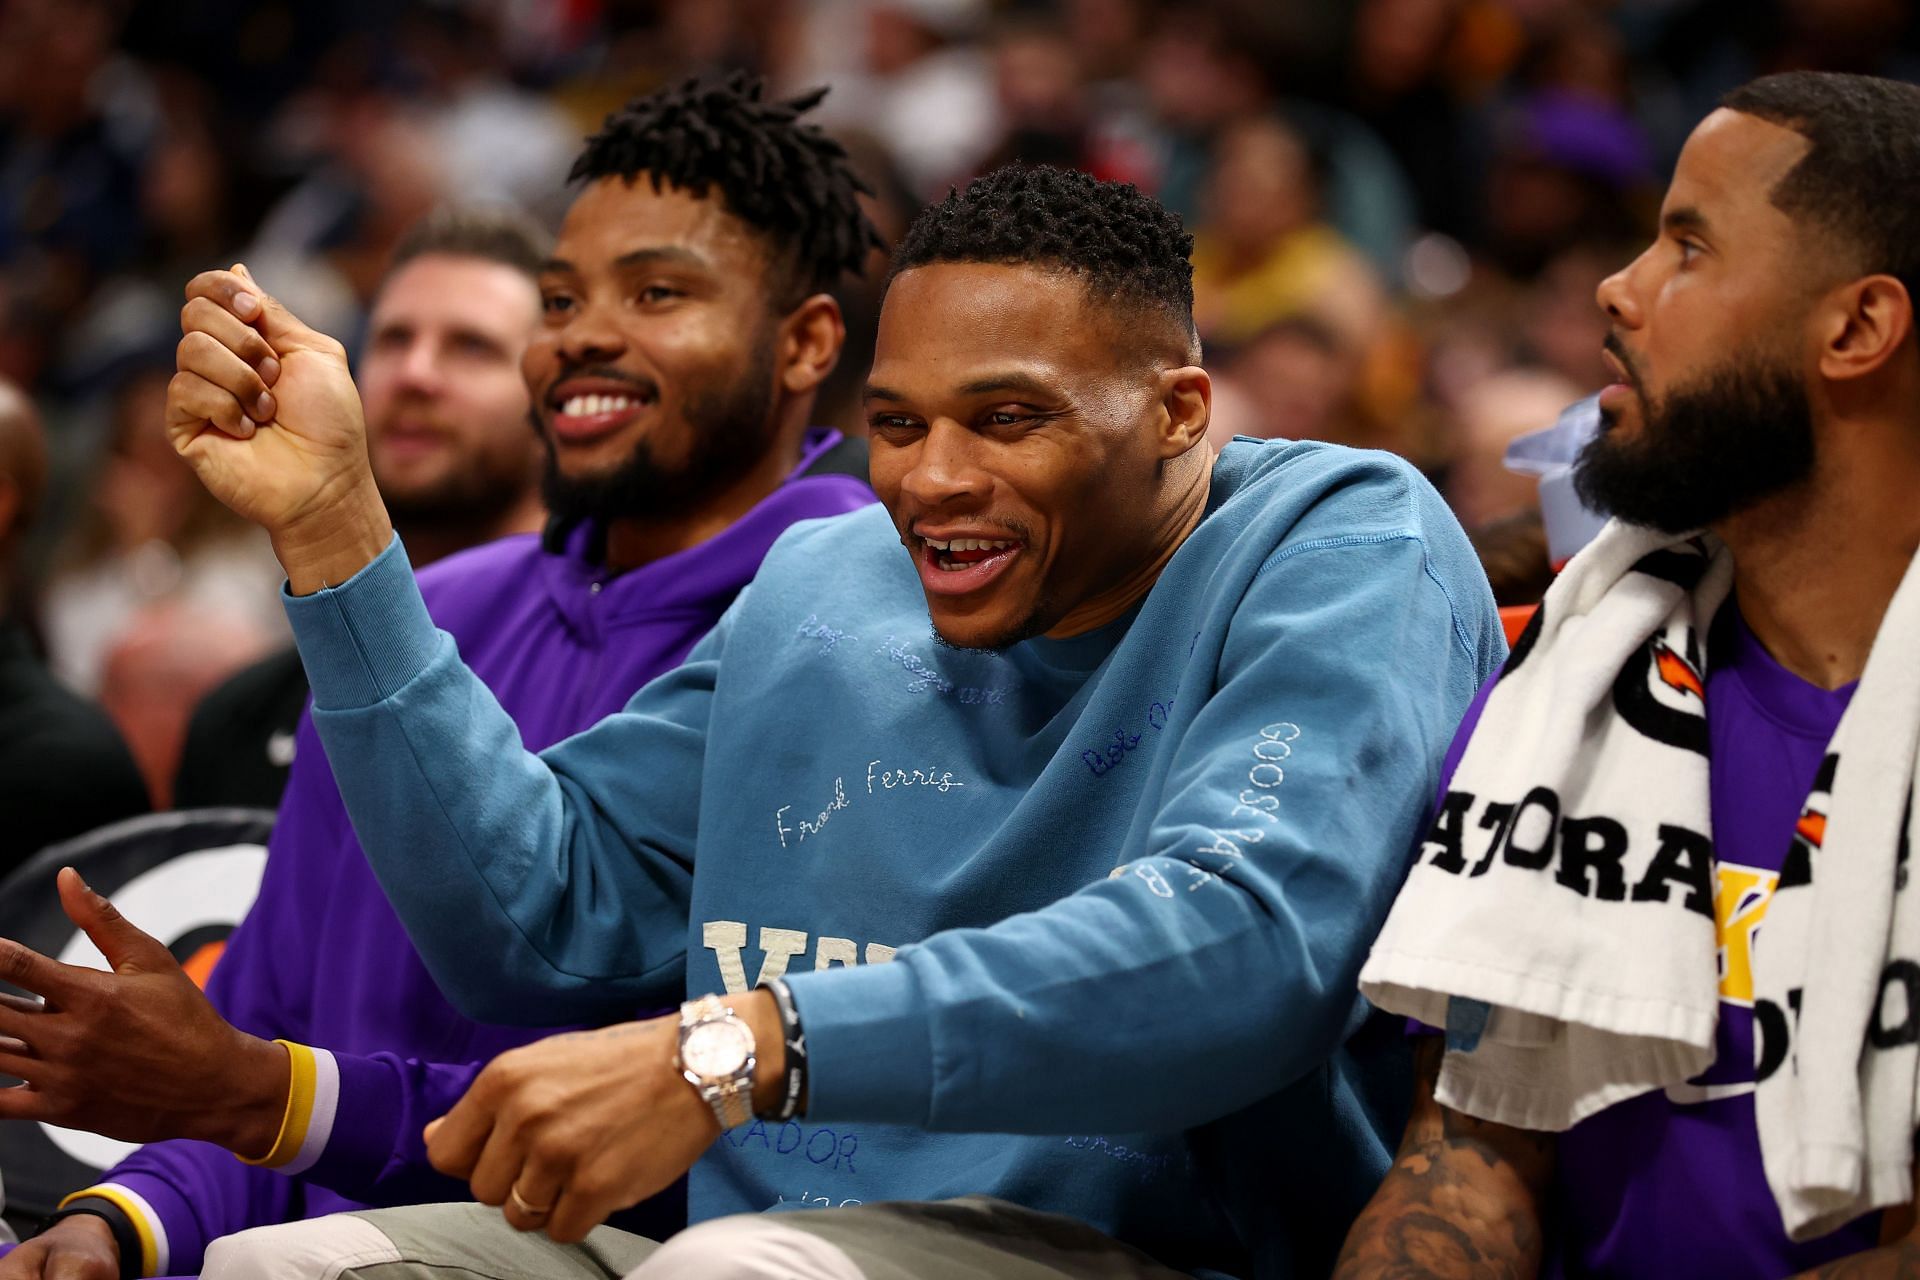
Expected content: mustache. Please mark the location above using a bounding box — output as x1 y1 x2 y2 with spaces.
1603 333 1646 394
898 517 1036 548
540 363 661 406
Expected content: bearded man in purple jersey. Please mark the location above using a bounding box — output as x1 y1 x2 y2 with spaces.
0 75 876 1280
1336 71 1920 1280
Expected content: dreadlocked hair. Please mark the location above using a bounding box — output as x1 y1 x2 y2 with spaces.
890 165 1198 354
571 72 884 305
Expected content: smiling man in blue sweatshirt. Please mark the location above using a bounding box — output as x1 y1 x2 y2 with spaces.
130 165 1500 1279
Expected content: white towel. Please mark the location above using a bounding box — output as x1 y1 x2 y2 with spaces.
1359 518 1920 1241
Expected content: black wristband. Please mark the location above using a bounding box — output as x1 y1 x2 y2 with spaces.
41 1201 142 1280
759 976 808 1122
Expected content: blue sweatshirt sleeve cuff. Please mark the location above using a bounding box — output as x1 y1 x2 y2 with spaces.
783 958 933 1127
283 534 442 711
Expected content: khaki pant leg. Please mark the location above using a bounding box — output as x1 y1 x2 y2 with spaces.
202 1202 661 1280
632 1197 1189 1280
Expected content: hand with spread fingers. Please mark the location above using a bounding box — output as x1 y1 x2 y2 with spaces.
0 868 289 1158
424 992 782 1244
168 265 394 594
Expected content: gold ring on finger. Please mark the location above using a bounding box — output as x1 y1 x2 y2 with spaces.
508 1184 555 1218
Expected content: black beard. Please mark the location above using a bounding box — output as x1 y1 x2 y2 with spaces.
1573 356 1815 534
540 342 778 529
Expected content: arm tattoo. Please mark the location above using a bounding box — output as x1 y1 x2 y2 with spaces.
1332 1038 1556 1280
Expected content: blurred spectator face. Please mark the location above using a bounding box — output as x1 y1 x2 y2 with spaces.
360 253 542 525
1219 321 1353 446
1448 367 1578 528
1141 22 1268 129
1527 243 1616 388
866 6 943 75
1064 0 1146 79
994 24 1082 125
0 0 115 132
1352 0 1457 98
526 177 792 515
1205 117 1316 258
99 599 273 808
142 121 226 256
101 369 208 550
1583 110 1820 533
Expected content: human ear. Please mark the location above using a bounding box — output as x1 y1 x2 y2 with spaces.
1817 274 1913 383
778 295 846 396
1156 366 1212 460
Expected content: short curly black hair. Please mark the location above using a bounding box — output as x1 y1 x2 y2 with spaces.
1722 72 1920 303
571 72 884 305
890 165 1198 357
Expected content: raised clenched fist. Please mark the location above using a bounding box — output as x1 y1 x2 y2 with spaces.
166 265 393 593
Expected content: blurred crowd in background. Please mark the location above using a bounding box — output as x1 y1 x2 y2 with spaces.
3 0 1917 816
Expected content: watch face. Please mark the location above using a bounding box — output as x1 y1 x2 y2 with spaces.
682 1019 751 1078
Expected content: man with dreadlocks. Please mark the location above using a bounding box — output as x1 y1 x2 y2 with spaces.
0 75 876 1280
89 164 1492 1274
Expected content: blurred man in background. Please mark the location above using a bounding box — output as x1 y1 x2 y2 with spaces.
172 206 550 809
0 378 147 867
0 77 877 1280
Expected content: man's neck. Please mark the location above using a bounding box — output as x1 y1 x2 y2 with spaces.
395 489 547 571
1716 414 1920 691
602 424 809 576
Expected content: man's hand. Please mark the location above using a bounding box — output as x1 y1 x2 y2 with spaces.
168 265 393 593
0 868 290 1157
426 991 785 1244
0 1214 119 1280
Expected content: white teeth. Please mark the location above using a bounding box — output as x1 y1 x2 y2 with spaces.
560 394 638 417
924 537 1015 554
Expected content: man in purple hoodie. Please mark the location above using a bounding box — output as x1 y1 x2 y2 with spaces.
0 75 877 1280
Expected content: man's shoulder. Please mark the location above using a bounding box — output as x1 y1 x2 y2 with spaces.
1209 438 1468 564
1201 439 1500 663
759 502 900 565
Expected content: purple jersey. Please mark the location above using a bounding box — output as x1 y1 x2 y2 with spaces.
1436 605 1879 1277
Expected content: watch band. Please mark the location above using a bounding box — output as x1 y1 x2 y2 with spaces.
706 1074 754 1129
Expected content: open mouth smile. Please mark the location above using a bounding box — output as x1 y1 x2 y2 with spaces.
547 385 659 445
914 535 1025 596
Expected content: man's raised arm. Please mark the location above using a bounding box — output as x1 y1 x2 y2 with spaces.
165 269 700 1022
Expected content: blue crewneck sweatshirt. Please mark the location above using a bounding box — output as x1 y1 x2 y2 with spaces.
287 439 1503 1277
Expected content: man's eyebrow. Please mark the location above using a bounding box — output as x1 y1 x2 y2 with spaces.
539 247 712 275
957 373 1056 398
613 246 710 272
446 325 506 351
863 373 1060 404
1663 206 1711 238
